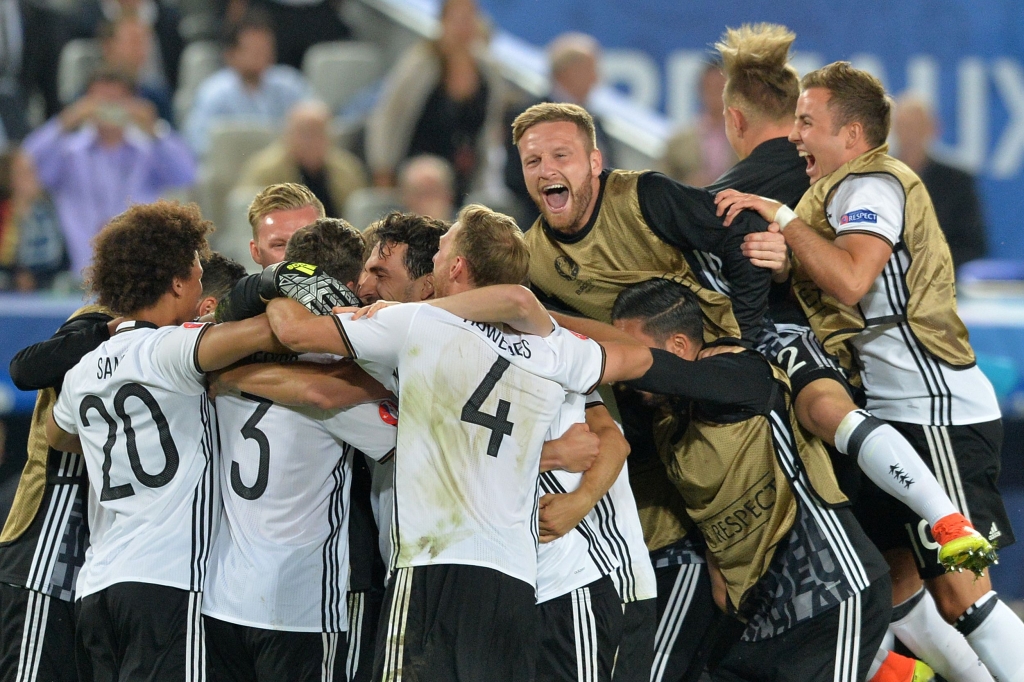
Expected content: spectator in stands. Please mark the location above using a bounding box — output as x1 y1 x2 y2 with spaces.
398 154 456 221
250 0 352 70
503 31 613 228
97 15 174 124
0 2 77 134
79 0 184 90
22 68 196 279
367 0 503 201
0 149 67 291
893 95 988 269
661 61 737 186
239 100 366 219
185 9 311 157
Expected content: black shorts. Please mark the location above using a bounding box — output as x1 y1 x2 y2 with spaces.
851 419 1015 579
651 562 720 682
713 574 891 682
0 583 77 682
772 324 850 400
612 597 658 682
75 582 205 682
537 575 623 682
343 588 383 682
204 615 348 682
372 564 537 682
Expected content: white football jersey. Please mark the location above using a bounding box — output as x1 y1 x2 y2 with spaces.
828 175 1000 426
203 390 397 632
540 392 657 603
51 321 218 599
338 303 605 588
536 392 616 604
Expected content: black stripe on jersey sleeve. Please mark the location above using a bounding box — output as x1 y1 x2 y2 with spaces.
585 344 607 396
833 228 895 248
192 323 212 375
333 315 357 359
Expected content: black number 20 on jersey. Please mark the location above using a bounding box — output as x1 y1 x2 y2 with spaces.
79 382 180 502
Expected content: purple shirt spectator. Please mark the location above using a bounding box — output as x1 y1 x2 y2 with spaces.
23 117 196 277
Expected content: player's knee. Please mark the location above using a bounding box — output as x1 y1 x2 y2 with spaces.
927 573 991 622
794 379 854 444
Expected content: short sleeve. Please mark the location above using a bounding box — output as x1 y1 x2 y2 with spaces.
150 323 210 394
336 303 421 369
543 323 606 395
51 383 78 434
829 174 905 247
583 389 605 409
321 400 398 461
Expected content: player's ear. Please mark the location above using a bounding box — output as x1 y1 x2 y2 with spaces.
666 332 695 360
249 239 261 266
196 296 218 317
590 147 602 176
845 120 863 149
418 274 436 301
727 107 745 135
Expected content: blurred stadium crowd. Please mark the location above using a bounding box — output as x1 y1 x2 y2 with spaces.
0 0 989 292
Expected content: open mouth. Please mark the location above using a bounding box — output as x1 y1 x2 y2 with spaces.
798 150 817 176
541 184 570 211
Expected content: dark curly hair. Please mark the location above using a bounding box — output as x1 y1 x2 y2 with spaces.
86 201 213 315
369 212 449 279
284 218 366 285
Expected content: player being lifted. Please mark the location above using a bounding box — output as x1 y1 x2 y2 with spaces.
709 24 997 682
263 204 654 681
42 202 292 680
716 61 1024 682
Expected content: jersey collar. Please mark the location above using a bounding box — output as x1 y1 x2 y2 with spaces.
114 320 159 335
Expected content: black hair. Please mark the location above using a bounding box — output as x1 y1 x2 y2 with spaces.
610 278 705 343
200 252 248 304
285 218 366 285
370 212 449 279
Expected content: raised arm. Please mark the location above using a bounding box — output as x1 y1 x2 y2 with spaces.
195 315 292 373
266 298 352 356
427 285 554 337
212 361 391 410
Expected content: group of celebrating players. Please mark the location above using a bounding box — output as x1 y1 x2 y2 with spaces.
1 21 1022 682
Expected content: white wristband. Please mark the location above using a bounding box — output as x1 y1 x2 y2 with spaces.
774 205 797 231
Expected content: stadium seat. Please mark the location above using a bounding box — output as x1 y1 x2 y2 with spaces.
196 123 276 235
343 187 401 231
213 185 263 274
58 39 102 105
173 41 222 127
958 259 1024 282
303 41 383 113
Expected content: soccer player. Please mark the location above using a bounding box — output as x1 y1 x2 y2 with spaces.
709 25 994 682
248 182 326 268
568 278 916 682
0 252 246 682
202 218 398 682
513 99 767 682
716 61 1024 682
264 204 652 680
43 202 288 680
357 212 449 305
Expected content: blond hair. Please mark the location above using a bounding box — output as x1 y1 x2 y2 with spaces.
716 23 799 122
453 204 529 287
247 183 325 240
511 102 597 150
802 61 892 148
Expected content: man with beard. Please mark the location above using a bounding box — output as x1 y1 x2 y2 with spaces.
716 61 1024 682
709 24 996 682
512 101 773 681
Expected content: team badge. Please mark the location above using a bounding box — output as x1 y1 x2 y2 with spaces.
183 321 206 329
378 400 399 426
554 255 579 281
569 330 589 340
840 209 878 225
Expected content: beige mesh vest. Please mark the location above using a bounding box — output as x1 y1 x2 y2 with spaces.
792 145 975 371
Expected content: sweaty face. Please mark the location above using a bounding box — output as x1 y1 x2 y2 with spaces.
518 121 599 234
359 242 419 303
250 205 322 267
788 88 852 185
